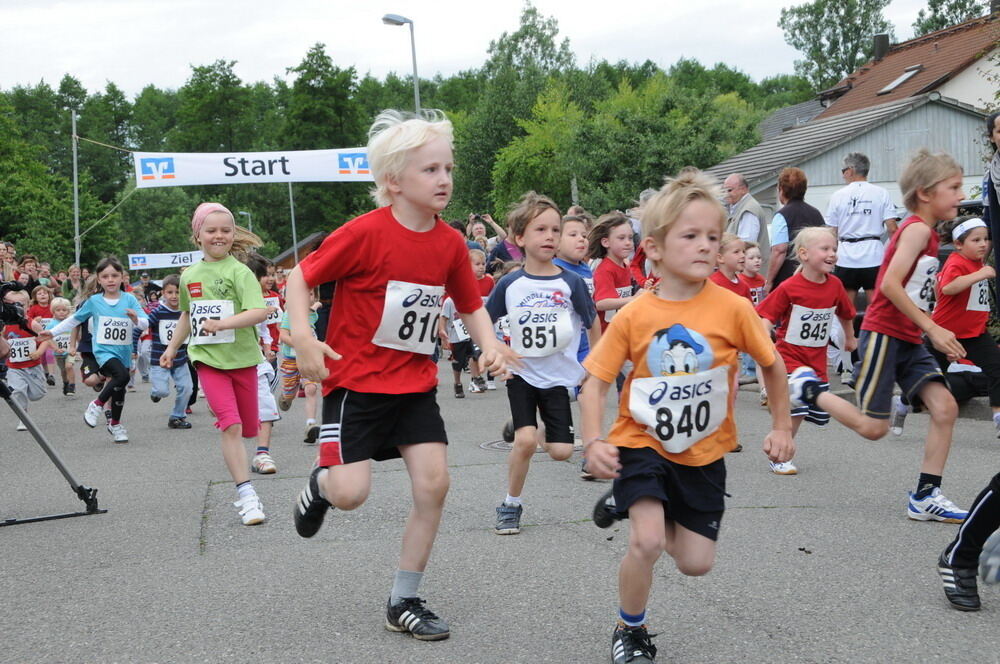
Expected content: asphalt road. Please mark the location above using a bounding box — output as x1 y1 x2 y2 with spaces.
2 366 998 663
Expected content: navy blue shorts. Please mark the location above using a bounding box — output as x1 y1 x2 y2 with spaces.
853 330 945 418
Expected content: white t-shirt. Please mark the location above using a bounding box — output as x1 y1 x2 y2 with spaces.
734 211 761 245
826 181 900 268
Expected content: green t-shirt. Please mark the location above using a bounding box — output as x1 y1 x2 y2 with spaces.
179 255 265 370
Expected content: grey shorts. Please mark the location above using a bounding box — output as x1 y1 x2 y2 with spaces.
7 365 48 403
854 330 945 418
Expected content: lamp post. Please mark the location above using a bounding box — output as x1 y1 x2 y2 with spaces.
237 210 252 233
382 13 421 113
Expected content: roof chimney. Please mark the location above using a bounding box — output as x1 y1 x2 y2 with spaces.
873 33 890 61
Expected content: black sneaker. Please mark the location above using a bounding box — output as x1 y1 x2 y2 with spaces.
151 394 162 403
167 417 192 429
612 622 657 663
494 502 522 535
938 549 980 611
593 488 620 529
66 384 75 396
385 597 450 641
454 383 464 399
502 419 514 443
46 373 55 386
293 466 331 538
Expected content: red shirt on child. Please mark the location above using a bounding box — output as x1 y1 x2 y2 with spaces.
3 321 41 369
710 271 752 301
262 288 282 353
740 273 766 305
26 304 52 325
299 207 482 395
593 258 635 330
477 274 495 297
932 252 990 339
756 273 855 382
862 215 939 345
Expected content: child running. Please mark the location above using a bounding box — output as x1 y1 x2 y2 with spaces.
243 252 282 473
591 212 637 331
160 203 270 525
46 297 76 395
42 257 148 443
580 170 794 664
755 227 856 475
740 242 766 305
786 149 969 522
898 217 1000 436
709 233 752 299
27 285 56 385
287 109 515 641
486 192 598 535
147 275 193 429
277 284 321 441
3 289 50 431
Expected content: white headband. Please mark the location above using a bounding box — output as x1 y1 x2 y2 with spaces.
952 218 987 241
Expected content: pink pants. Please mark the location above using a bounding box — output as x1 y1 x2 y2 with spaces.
195 362 260 438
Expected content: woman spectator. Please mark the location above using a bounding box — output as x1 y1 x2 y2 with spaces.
62 264 84 302
765 167 825 293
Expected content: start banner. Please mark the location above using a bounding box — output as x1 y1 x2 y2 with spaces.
128 251 204 270
133 148 372 188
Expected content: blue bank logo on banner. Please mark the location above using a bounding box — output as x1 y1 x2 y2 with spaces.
130 255 148 268
338 153 369 175
140 157 176 181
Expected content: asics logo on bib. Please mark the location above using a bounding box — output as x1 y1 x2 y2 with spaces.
194 303 226 315
401 289 444 309
648 379 714 405
517 311 561 325
800 310 832 322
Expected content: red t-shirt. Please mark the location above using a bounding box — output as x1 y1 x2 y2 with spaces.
710 270 752 301
26 304 52 325
262 288 282 352
477 274 495 298
862 216 939 344
756 273 855 381
3 321 41 369
932 252 990 339
593 258 635 330
740 273 766 305
299 207 483 395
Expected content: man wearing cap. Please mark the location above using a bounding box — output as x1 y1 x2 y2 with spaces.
132 271 161 299
826 152 901 306
723 173 770 272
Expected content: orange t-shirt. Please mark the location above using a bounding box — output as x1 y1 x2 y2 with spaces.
583 283 776 466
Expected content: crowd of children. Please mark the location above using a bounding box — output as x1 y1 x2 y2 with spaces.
7 108 1000 664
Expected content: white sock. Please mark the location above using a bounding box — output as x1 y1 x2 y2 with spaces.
236 481 256 501
306 418 316 426
504 494 522 506
895 399 910 415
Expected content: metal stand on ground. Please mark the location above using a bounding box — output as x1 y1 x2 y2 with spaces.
0 378 107 526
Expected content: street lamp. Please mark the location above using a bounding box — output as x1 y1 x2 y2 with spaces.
382 13 421 113
237 210 252 233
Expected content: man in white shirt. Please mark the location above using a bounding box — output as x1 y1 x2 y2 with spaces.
826 152 901 305
724 173 771 271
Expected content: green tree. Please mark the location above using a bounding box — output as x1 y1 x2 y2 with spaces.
912 0 987 36
779 0 895 90
171 60 251 152
131 84 180 151
78 82 133 203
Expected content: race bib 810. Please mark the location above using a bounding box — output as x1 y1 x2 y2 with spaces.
371 280 444 355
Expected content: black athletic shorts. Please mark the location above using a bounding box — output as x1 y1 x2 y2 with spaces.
317 388 447 467
833 265 879 292
505 374 574 443
450 340 480 373
612 446 726 541
79 352 100 381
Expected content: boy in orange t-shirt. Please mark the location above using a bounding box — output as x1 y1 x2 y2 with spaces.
580 170 794 664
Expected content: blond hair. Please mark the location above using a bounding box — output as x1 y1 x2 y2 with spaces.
792 226 837 266
368 109 453 207
899 148 963 213
719 232 744 254
468 248 486 262
50 296 72 310
641 168 727 242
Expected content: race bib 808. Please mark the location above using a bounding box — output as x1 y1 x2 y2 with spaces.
96 316 133 346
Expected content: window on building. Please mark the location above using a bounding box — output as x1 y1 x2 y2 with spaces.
877 65 923 95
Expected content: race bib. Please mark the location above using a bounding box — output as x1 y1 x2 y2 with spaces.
54 333 71 353
510 306 574 357
629 366 729 453
784 305 835 348
968 278 990 312
189 300 235 345
159 319 180 345
264 296 282 324
497 315 510 340
583 277 595 297
452 317 470 342
96 316 133 346
371 280 444 355
7 337 37 363
605 285 634 322
904 255 938 311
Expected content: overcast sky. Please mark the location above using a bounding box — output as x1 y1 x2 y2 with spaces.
3 0 930 97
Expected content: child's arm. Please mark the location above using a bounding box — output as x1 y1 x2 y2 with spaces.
838 317 858 352
436 314 450 349
595 296 633 311
879 224 964 359
587 320 602 349
279 327 293 348
460 307 519 378
940 266 996 296
160 312 190 369
201 307 267 334
29 338 52 359
69 326 79 356
758 353 795 463
286 266 341 381
580 374 621 478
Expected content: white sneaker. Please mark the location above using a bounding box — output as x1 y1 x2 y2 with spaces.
890 395 908 436
769 460 798 475
251 452 277 474
468 380 484 394
83 401 103 427
235 495 266 525
16 420 27 432
107 423 129 443
486 378 496 391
